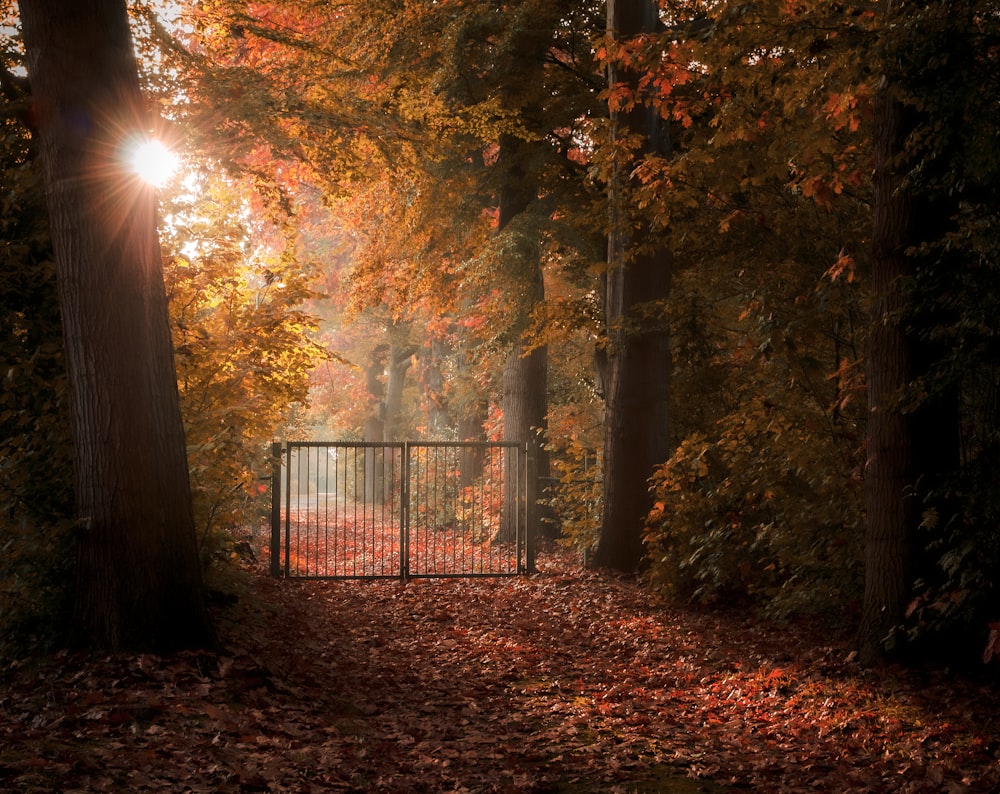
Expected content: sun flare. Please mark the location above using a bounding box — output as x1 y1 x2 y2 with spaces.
128 138 179 187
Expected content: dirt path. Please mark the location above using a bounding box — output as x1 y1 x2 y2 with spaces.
1 551 998 792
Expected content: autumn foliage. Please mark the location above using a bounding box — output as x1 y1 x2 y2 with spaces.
160 175 325 548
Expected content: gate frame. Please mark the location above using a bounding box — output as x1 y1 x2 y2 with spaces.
269 440 533 579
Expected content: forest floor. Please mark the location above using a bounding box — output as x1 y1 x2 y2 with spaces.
1 548 999 793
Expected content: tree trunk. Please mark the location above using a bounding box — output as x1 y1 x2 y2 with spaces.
592 0 673 572
859 79 916 665
501 338 550 544
384 337 418 442
362 346 386 502
20 0 213 651
497 141 553 545
362 414 385 503
423 337 452 437
457 397 487 488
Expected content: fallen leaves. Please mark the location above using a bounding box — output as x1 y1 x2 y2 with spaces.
1 548 998 792
275 507 521 577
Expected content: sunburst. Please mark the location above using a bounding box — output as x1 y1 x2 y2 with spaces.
126 137 179 188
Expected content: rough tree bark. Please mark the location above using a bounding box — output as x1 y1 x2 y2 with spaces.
501 332 549 545
859 78 916 665
20 0 213 651
592 0 673 572
858 16 964 663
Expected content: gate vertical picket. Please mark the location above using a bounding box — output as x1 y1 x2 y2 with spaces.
400 443 410 578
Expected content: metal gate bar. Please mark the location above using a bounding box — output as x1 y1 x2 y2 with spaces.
270 441 529 579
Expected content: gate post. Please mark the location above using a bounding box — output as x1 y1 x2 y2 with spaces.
524 441 536 574
270 441 282 578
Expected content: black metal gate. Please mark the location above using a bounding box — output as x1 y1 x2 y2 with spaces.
269 441 531 578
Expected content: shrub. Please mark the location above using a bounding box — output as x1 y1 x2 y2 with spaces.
644 393 864 620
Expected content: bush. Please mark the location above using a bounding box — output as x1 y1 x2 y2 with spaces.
644 393 864 621
543 436 602 558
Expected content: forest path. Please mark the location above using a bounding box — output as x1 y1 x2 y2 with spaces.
1 549 998 792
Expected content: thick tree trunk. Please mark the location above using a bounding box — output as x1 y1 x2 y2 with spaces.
859 57 966 663
859 81 916 665
20 0 213 651
592 0 673 572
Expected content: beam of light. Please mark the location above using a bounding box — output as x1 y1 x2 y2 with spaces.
127 138 179 187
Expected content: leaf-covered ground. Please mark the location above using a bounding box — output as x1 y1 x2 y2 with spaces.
1 549 998 793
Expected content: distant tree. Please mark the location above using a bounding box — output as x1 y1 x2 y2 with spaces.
20 0 213 651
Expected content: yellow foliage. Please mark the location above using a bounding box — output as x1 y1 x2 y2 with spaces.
161 178 327 553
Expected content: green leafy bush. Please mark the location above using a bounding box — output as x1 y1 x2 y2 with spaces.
644 249 867 621
645 393 864 619
542 435 602 558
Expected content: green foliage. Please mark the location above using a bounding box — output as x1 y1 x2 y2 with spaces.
544 437 603 558
647 247 867 619
590 0 872 619
645 397 864 618
905 267 1000 650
